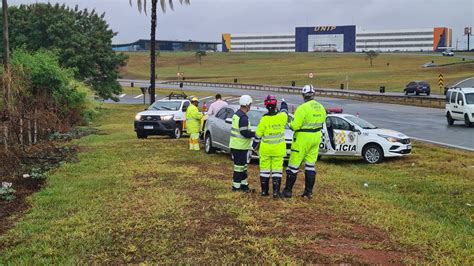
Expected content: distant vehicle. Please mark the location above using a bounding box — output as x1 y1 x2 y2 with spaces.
445 87 474 127
442 50 454 56
134 93 191 139
404 81 431 96
203 106 411 164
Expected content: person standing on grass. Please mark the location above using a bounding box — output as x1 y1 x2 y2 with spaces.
229 95 255 192
282 85 327 199
207 94 228 116
252 95 288 198
186 97 204 151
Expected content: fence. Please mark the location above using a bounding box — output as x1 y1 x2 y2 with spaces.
162 81 445 109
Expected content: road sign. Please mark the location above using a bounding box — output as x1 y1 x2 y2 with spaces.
308 72 314 79
438 74 444 88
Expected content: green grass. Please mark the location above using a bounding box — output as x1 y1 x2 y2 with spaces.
120 52 474 94
0 104 473 264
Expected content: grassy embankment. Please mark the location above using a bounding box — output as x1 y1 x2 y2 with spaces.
120 52 474 94
0 104 473 264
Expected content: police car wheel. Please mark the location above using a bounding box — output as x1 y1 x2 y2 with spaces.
171 125 182 139
363 144 383 164
205 134 216 154
137 131 148 139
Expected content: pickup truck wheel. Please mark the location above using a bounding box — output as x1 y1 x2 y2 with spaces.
446 112 454 126
137 131 148 139
205 134 216 154
170 124 182 139
363 144 383 164
465 114 473 127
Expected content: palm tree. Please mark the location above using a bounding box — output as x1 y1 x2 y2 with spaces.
129 0 190 104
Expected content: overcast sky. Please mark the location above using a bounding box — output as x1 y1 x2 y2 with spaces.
10 0 474 49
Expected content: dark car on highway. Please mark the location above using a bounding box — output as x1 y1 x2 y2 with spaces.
404 81 431 96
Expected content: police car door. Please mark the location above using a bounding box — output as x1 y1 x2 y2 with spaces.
319 117 334 155
330 117 358 155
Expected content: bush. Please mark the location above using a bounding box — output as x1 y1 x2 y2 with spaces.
1 3 127 100
10 48 89 126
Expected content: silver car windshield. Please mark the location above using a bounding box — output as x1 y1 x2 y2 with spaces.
148 101 181 111
248 110 292 129
345 116 377 129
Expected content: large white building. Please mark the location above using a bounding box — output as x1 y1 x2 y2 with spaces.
222 26 452 53
355 28 451 52
222 33 295 52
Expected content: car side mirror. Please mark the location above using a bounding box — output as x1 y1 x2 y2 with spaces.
144 108 148 111
225 118 232 124
182 106 188 112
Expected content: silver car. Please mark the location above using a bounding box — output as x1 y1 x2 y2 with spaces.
203 105 293 159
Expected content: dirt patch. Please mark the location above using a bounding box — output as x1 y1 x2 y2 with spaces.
0 128 97 237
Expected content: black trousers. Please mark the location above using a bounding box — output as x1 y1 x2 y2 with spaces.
231 149 249 188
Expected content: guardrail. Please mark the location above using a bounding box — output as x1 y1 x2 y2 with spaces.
163 81 445 109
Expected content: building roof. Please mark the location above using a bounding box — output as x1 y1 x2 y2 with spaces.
112 39 220 47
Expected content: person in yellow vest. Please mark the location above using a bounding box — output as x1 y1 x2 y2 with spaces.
252 95 288 197
186 97 204 151
229 95 255 192
282 85 327 199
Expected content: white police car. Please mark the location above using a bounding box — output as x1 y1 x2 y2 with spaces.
320 114 411 163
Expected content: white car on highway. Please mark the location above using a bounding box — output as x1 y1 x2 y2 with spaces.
203 105 411 164
445 87 474 127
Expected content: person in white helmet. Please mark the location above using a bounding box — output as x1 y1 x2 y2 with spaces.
282 84 326 199
229 95 256 192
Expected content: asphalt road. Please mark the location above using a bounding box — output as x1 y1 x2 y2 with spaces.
113 80 474 151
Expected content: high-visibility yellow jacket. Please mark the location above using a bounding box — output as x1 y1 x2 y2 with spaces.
255 112 288 157
185 104 203 134
291 100 326 136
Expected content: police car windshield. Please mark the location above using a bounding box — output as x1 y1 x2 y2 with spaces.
149 101 181 111
345 116 377 129
465 93 474 104
248 110 291 129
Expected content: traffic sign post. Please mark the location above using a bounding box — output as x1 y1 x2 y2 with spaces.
438 74 444 94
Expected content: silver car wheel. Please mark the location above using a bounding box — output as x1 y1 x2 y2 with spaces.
365 147 380 164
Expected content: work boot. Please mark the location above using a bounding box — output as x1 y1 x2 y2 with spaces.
240 184 256 193
260 176 270 196
272 178 281 198
301 172 316 199
282 173 297 198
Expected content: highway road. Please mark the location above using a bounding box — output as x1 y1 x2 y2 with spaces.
113 80 474 151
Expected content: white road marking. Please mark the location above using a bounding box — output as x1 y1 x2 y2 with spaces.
134 94 143 99
119 94 126 98
226 97 240 103
200 96 213 101
411 137 474 152
452 77 474 87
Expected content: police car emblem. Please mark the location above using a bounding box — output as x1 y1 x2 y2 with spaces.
348 132 355 143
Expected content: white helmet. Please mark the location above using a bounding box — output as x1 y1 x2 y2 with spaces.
239 95 253 106
302 84 315 94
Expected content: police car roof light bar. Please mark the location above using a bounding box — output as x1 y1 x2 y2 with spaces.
326 107 343 114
